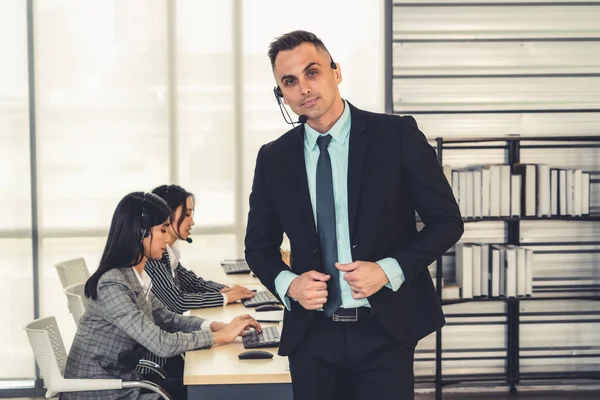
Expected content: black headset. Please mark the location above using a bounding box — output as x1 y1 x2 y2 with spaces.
140 193 150 242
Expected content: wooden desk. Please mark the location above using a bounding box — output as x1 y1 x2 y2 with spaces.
187 260 261 286
184 296 292 399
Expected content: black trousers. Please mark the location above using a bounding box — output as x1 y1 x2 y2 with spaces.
288 312 416 400
142 356 186 400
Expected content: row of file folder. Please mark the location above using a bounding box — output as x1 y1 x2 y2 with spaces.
444 164 591 218
455 243 534 299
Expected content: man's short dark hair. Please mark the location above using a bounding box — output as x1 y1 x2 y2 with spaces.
268 30 330 69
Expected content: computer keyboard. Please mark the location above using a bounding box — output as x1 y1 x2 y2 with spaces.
242 326 280 349
220 260 251 275
243 290 280 307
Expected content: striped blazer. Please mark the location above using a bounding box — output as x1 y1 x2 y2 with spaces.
144 250 227 313
61 267 213 400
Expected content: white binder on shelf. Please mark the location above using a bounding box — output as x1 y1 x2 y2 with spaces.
455 243 473 299
500 165 511 217
491 245 503 298
489 165 501 217
550 169 559 216
536 164 551 217
480 244 490 298
505 246 517 298
525 249 534 297
472 244 482 297
481 167 491 217
517 247 527 297
582 172 590 215
511 175 521 217
558 169 567 216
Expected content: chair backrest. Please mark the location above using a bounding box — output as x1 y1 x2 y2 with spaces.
64 283 86 326
24 316 68 397
55 258 90 289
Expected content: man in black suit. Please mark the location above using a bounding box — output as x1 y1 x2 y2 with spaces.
245 30 463 400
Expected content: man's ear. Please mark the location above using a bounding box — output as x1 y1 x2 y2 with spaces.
334 63 343 85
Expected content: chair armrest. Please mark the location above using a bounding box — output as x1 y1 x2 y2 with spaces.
123 380 173 400
137 359 170 379
51 378 122 395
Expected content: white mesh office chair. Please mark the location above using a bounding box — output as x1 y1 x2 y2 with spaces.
64 283 86 326
63 283 169 379
54 258 90 289
24 316 173 399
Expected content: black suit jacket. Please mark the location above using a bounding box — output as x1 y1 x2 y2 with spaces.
245 102 464 356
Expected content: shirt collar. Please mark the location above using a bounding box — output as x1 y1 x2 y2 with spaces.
132 267 152 299
304 99 351 151
166 243 180 271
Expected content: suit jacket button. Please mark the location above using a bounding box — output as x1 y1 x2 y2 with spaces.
313 248 319 254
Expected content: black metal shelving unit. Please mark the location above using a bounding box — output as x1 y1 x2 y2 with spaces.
432 135 600 400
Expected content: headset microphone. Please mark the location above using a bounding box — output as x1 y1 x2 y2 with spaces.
185 237 193 244
273 87 308 141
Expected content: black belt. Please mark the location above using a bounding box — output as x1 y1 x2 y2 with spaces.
329 307 373 323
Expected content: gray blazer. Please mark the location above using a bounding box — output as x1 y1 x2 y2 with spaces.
61 267 214 400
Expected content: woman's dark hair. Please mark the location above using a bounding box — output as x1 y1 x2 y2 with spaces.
152 184 194 240
85 192 171 299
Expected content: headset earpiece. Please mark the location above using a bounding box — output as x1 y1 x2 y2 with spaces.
140 193 150 243
330 60 337 70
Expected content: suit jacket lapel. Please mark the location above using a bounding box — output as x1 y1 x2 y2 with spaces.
347 104 368 242
122 267 153 320
286 125 318 235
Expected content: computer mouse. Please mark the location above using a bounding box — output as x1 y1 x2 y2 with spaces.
238 350 274 360
255 304 283 312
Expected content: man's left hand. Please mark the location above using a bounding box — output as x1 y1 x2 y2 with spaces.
336 261 389 299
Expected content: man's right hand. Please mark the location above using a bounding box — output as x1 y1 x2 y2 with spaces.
287 270 330 310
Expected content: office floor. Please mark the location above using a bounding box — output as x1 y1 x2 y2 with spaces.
13 391 600 399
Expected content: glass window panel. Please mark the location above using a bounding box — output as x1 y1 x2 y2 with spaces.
34 0 170 230
0 0 31 231
176 0 234 226
0 239 34 379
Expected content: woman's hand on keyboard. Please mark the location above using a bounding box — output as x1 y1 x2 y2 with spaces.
208 321 227 332
213 315 262 344
221 285 255 304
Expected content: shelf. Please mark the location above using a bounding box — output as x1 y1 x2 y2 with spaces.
415 373 506 385
417 215 600 224
416 371 600 386
442 295 600 306
436 136 600 144
462 215 600 223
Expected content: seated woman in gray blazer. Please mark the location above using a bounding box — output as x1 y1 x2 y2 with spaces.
61 192 261 400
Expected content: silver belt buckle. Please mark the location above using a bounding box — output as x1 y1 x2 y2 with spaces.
332 308 358 322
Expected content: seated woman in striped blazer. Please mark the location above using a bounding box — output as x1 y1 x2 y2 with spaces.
62 192 261 400
142 184 255 377
146 184 255 313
